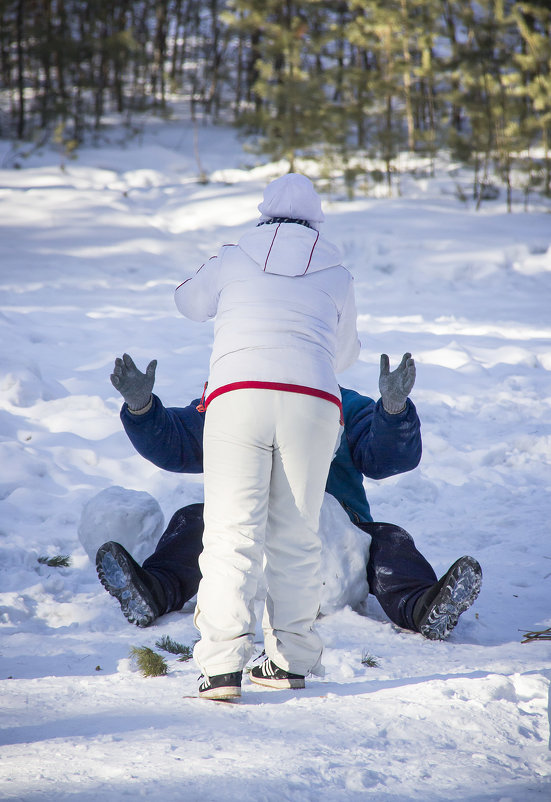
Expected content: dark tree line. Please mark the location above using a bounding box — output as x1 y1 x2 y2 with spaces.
1 1 550 201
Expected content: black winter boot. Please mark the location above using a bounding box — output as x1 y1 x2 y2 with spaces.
413 556 482 640
96 541 167 627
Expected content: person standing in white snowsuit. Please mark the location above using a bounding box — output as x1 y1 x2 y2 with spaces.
174 173 360 700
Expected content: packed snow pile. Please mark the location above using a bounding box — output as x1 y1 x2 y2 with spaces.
318 494 371 614
0 115 550 802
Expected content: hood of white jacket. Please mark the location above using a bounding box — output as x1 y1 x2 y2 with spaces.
238 223 342 277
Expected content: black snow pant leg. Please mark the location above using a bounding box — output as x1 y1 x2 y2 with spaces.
358 522 437 632
142 503 204 614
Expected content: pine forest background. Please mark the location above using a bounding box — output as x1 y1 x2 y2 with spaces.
1 0 550 208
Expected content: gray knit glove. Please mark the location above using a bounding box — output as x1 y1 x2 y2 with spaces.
379 352 416 414
110 353 157 413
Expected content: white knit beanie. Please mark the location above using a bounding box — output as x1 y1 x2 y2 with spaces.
258 173 325 227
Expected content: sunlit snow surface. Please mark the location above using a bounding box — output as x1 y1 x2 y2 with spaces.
1 117 550 801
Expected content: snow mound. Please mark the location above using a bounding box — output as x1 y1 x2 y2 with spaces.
77 486 165 563
0 359 68 406
318 493 371 614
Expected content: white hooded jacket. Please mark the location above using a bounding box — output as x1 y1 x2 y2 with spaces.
175 220 360 409
175 173 360 409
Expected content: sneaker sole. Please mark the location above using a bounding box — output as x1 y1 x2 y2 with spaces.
96 543 158 628
249 674 305 690
199 687 242 701
419 556 482 641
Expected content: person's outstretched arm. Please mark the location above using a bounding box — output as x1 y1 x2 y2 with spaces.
342 353 421 479
110 353 205 473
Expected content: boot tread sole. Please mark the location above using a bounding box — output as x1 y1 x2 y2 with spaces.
96 543 158 628
419 556 482 641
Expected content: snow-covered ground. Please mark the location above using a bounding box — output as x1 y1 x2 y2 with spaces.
1 113 550 801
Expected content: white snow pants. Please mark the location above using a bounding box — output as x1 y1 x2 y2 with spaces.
193 388 341 678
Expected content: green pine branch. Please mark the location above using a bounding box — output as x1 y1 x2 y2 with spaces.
130 646 169 677
38 555 71 568
155 635 194 661
361 650 380 668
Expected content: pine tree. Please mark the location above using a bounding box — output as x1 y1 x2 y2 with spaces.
408 0 441 169
441 0 525 208
512 1 551 196
0 0 547 204
347 0 408 193
227 0 340 171
488 0 530 211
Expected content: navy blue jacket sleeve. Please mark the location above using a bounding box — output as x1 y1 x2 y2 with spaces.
120 394 204 473
341 388 422 480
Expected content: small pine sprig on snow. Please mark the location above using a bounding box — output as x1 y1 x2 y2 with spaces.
361 650 380 668
155 635 194 662
130 646 169 677
38 555 71 568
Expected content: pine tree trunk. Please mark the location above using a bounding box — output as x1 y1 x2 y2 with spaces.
56 0 68 106
400 0 415 152
113 3 129 113
16 0 25 138
155 2 168 107
95 25 108 130
385 94 393 195
442 0 463 132
38 0 53 129
543 127 550 196
170 0 184 81
234 22 244 118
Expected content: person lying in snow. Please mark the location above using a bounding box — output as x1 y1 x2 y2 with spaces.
98 352 482 648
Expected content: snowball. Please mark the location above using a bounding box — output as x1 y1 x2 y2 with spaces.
78 486 165 563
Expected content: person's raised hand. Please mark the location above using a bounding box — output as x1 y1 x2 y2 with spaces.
110 353 157 411
379 352 416 414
